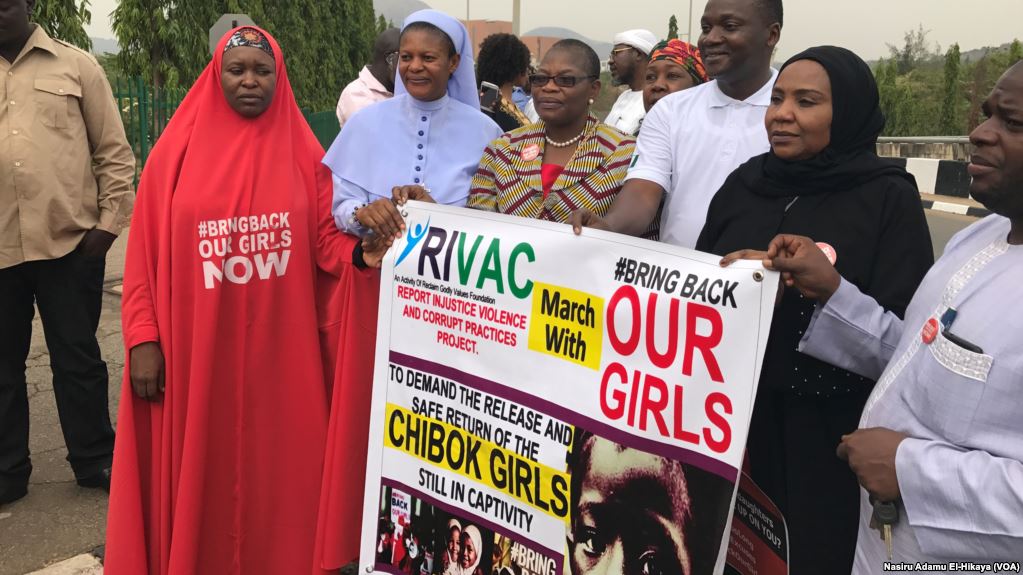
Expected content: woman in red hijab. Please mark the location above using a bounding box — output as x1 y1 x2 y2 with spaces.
105 27 378 574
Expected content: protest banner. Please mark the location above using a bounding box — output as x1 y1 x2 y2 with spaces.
359 202 779 575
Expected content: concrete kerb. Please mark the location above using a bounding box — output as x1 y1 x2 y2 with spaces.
23 553 101 575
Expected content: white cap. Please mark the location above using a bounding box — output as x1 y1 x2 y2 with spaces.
613 29 659 55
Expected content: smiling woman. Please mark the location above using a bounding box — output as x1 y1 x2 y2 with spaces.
323 9 501 241
397 22 459 103
314 10 503 572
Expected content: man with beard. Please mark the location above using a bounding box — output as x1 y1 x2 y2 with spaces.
571 0 783 250
605 29 657 135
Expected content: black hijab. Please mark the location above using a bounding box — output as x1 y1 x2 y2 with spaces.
735 46 911 197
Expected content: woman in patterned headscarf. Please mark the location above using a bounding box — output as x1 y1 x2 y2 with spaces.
642 39 709 117
634 39 708 238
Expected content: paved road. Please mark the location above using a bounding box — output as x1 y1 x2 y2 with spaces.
0 233 126 575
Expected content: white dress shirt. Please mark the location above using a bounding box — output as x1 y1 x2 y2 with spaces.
626 70 776 249
604 89 645 135
800 216 1023 572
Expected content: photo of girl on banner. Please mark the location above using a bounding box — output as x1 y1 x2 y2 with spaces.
565 429 734 575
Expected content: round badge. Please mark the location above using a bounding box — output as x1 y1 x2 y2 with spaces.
921 318 939 344
816 242 838 265
521 144 540 162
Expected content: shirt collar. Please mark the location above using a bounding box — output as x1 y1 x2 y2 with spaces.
17 24 59 61
359 66 393 96
707 67 778 108
408 92 449 112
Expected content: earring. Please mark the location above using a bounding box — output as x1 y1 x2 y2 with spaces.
588 98 594 105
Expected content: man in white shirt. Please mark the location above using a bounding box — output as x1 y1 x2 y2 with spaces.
573 0 783 250
605 29 658 135
335 27 399 128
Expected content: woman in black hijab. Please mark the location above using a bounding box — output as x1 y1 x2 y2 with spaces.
696 46 933 574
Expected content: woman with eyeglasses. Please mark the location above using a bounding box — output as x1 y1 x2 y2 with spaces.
458 39 635 222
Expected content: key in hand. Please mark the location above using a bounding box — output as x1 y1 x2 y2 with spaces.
872 500 899 560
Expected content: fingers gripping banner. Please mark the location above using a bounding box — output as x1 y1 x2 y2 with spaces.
360 202 779 575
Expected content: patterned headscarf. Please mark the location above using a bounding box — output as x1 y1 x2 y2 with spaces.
223 27 275 60
649 39 708 85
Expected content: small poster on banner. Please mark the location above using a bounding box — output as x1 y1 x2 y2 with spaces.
725 473 789 575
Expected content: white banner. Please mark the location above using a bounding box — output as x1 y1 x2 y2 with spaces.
360 202 778 575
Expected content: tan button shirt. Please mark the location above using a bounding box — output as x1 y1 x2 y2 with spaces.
0 25 135 269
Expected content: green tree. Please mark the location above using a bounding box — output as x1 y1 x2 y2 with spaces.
376 14 389 34
1009 39 1023 65
268 0 375 110
939 43 962 134
886 25 934 75
113 0 376 110
32 0 91 50
112 0 216 89
876 58 902 135
667 15 678 40
965 55 990 130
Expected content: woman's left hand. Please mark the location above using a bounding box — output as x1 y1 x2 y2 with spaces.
719 249 769 267
719 249 784 306
357 197 406 240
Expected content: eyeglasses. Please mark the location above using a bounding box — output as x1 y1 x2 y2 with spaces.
385 51 398 67
528 74 598 88
610 47 635 57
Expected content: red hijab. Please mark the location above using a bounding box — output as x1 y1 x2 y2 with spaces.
110 26 354 575
135 26 322 218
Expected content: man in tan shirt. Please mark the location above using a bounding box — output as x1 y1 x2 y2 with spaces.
0 0 135 505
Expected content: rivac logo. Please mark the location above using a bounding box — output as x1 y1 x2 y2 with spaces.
396 221 536 299
395 217 431 267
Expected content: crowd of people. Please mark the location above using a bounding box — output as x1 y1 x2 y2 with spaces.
1 0 1021 573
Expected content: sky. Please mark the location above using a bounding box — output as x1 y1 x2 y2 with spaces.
85 0 1023 61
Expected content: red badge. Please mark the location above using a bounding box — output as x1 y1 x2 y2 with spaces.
521 144 540 162
816 242 838 265
921 318 939 344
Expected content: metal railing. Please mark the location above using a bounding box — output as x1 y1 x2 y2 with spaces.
878 136 971 144
112 77 187 182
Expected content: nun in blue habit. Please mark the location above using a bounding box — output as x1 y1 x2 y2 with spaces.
324 9 503 240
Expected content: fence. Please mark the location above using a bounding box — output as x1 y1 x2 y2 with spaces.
112 77 341 181
876 137 972 162
112 77 188 178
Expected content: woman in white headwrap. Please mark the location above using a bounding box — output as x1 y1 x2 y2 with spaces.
312 10 502 574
